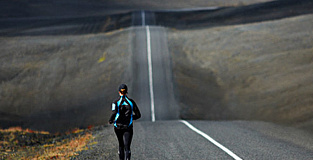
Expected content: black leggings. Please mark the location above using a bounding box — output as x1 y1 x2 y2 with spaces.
114 127 133 160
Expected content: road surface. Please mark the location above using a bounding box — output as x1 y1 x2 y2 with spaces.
131 26 179 122
131 120 313 159
69 9 313 160
126 11 313 159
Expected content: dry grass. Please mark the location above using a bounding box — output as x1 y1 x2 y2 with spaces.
0 126 95 159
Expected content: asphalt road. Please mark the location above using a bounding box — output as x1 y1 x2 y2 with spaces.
131 25 179 121
125 11 313 159
131 120 313 159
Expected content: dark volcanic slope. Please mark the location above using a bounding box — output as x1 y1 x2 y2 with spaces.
0 0 282 37
0 0 273 18
156 0 313 29
2 0 312 37
0 13 132 36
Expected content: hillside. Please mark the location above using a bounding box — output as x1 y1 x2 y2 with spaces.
0 0 312 133
169 13 313 132
0 31 132 131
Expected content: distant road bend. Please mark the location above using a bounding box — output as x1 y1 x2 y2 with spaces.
127 10 313 160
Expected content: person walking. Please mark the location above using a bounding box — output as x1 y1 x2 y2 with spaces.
109 84 141 160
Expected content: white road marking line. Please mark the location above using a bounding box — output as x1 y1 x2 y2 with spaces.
180 120 243 160
141 10 145 26
146 26 155 122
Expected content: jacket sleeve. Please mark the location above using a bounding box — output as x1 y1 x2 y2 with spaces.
132 100 141 120
109 102 118 124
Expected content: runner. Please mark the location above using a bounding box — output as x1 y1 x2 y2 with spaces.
109 84 141 160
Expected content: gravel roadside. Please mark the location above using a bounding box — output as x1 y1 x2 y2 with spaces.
73 125 118 160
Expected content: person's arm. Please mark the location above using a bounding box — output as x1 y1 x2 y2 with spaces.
132 100 141 120
109 102 117 124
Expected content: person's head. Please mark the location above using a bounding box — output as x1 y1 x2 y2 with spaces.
118 84 128 96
